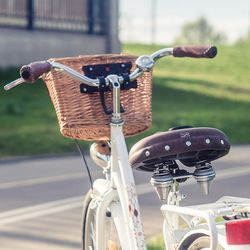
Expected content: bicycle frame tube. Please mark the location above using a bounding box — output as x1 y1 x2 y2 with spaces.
93 124 146 250
107 73 146 249
110 123 146 250
94 75 146 250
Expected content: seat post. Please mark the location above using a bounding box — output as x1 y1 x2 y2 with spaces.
161 181 186 230
167 182 183 205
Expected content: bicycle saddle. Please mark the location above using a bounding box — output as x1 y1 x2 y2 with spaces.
129 127 230 172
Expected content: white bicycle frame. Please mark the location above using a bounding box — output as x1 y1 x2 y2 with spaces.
86 71 147 250
90 125 147 250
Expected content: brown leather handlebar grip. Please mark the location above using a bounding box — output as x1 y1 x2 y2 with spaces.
173 46 217 58
20 61 52 83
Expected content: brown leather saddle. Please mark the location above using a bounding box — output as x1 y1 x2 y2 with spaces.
129 127 230 172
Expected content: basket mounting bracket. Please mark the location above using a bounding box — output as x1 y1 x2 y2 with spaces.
80 62 137 115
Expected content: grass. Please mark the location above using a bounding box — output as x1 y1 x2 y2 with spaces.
125 42 250 147
0 70 75 156
147 235 165 250
0 42 250 157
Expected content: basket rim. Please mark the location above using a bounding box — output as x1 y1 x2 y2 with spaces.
49 53 137 63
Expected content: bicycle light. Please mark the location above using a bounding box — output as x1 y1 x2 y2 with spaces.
150 170 173 201
193 165 216 195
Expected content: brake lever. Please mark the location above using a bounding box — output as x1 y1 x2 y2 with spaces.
4 78 26 91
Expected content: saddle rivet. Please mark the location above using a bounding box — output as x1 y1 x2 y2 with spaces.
205 138 210 144
220 139 224 145
89 67 93 71
83 88 87 92
145 150 150 156
165 145 170 151
186 141 192 147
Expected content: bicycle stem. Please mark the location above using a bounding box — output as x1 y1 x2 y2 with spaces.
106 74 123 124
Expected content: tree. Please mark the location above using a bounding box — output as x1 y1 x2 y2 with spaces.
175 17 227 44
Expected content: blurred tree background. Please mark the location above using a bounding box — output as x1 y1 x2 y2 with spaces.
175 17 227 44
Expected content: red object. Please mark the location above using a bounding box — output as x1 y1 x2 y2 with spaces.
226 219 250 245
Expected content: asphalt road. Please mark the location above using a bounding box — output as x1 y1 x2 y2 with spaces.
0 145 249 250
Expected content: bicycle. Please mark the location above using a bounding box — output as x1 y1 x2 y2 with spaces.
4 45 250 250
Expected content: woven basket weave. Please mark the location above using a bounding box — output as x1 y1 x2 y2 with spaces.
43 54 152 141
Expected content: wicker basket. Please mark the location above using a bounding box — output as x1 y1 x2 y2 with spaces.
43 54 152 141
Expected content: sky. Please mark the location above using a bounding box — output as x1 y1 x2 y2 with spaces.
120 0 250 44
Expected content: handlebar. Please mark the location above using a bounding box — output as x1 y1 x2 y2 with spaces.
20 61 52 83
173 45 217 58
4 45 217 90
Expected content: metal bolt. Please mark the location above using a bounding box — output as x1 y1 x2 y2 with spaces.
106 211 112 217
121 64 125 67
145 150 150 156
205 138 210 144
89 67 93 71
83 88 87 92
186 141 192 147
165 145 170 151
220 139 224 145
